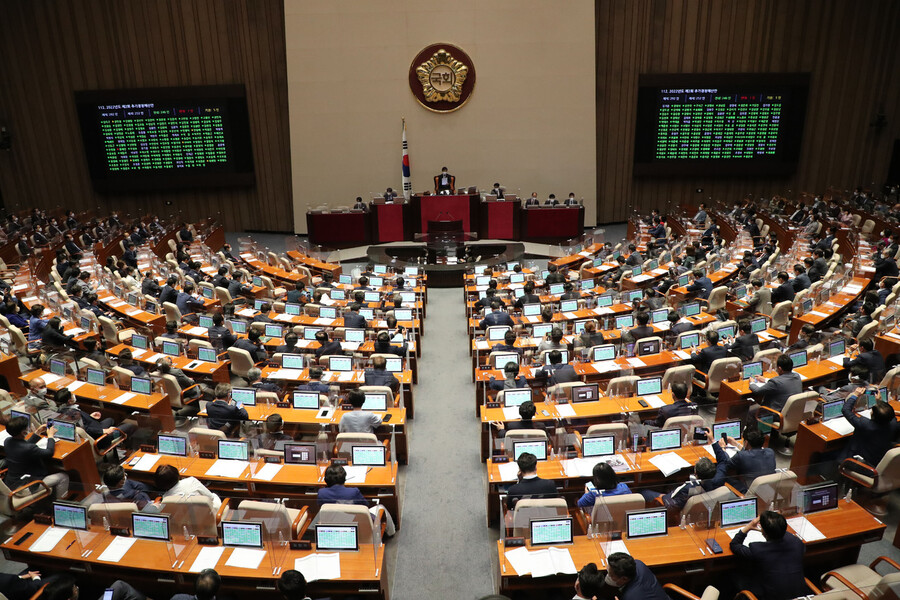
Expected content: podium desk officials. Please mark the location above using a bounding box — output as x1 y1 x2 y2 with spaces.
434 166 455 194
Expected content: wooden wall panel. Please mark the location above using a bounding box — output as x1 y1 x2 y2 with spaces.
595 0 900 223
0 0 292 233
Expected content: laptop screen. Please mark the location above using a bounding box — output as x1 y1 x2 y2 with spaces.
157 434 188 457
532 324 554 338
503 388 532 408
145 301 158 315
316 524 359 551
284 443 317 465
712 420 742 441
592 345 616 362
292 391 320 409
231 387 256 407
582 435 615 457
678 274 691 287
530 517 573 546
801 482 839 514
638 339 661 356
361 393 388 411
822 400 843 421
198 315 214 328
264 324 283 338
282 353 304 369
682 302 701 317
522 303 541 317
352 445 386 466
679 332 700 350
86 368 106 385
201 286 214 299
742 361 763 379
649 428 681 452
49 358 66 377
829 339 846 357
131 334 148 350
161 341 180 357
720 497 757 528
789 350 808 369
198 347 217 362
631 266 642 277
132 513 170 541
615 314 634 329
636 377 662 396
385 357 402 372
572 383 600 403
651 308 669 324
494 353 519 369
329 356 353 372
218 440 249 461
80 316 93 331
513 440 547 461
319 306 337 319
344 328 365 343
53 501 88 530
285 303 301 316
222 521 263 548
560 299 579 313
596 295 614 308
750 317 767 334
131 377 152 395
626 509 668 539
487 326 510 341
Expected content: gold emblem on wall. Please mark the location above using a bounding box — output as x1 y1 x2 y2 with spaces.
409 43 476 113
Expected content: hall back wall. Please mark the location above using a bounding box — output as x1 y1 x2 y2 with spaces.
596 0 900 223
0 0 293 232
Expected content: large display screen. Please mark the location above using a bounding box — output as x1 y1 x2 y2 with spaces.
633 73 809 176
74 85 254 191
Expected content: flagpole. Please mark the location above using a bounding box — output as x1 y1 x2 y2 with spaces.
401 118 411 201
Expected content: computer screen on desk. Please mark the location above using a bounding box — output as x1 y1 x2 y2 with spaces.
513 440 547 461
285 303 301 316
720 497 757 528
532 324 553 338
503 388 532 408
231 387 257 407
821 399 843 421
161 341 180 357
829 339 846 357
54 501 87 530
361 392 388 411
583 435 615 457
742 361 763 379
651 308 669 324
679 332 700 350
572 383 600 403
304 327 322 340
682 302 701 317
264 324 283 338
626 508 667 539
49 358 66 377
364 291 380 303
86 368 106 386
678 274 691 287
560 299 579 313
549 283 565 295
331 289 346 300
222 521 263 548
522 303 541 317
789 350 808 369
352 444 386 466
712 420 742 442
48 419 77 442
319 306 337 319
637 339 661 356
131 334 148 350
615 314 634 329
281 353 304 369
316 524 359 551
510 273 526 284
158 434 188 457
530 517 573 546
494 353 519 369
132 513 170 541
487 327 509 341
544 350 569 364
648 428 681 452
801 482 839 514
344 328 365 343
284 442 316 465
229 320 247 334
581 279 595 291
717 325 736 339
198 315 214 329
750 317 767 334
292 391 319 409
384 357 402 372
198 347 217 363
329 356 353 372
623 290 643 303
636 377 662 397
218 440 249 461
596 295 614 308
592 345 616 362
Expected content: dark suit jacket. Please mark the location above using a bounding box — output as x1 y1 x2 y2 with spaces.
205 399 249 430
364 368 400 393
318 484 367 505
286 289 305 303
540 363 578 385
654 399 693 428
343 313 368 329
713 442 775 493
692 344 727 374
628 325 655 342
514 294 541 309
480 310 515 329
844 350 885 383
749 372 803 411
791 273 811 292
506 476 558 507
232 337 265 363
771 281 795 304
730 531 806 600
0 572 43 600
727 333 759 361
3 434 56 484
159 285 178 305
874 255 900 279
315 339 344 359
686 277 713 299
619 560 671 600
841 395 900 464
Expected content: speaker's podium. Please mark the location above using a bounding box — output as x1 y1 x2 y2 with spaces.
370 197 409 243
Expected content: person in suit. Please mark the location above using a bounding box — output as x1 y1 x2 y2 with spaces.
625 244 642 267
256 413 294 451
748 354 803 422
771 271 795 304
382 187 398 202
844 338 886 383
232 328 266 363
489 362 528 390
41 317 79 352
702 217 719 240
246 367 282 395
626 311 654 343
536 327 567 355
364 355 400 394
524 192 541 207
873 247 900 280
710 427 775 493
142 273 162 297
818 225 838 250
506 452 558 508
284 281 305 304
691 330 727 375
314 330 343 360
560 281 580 301
339 388 383 433
434 166 455 194
121 241 138 268
639 457 726 509
490 183 505 199
207 312 236 350
685 269 713 300
491 330 519 354
837 389 900 466
563 192 579 206
205 383 248 434
807 249 828 282
725 320 759 361
730 511 806 600
576 320 605 349
373 330 407 356
102 464 154 509
790 264 811 292
544 193 559 206
743 279 771 315
170 568 219 600
175 283 205 316
474 289 504 313
3 417 69 498
343 303 368 329
158 275 180 306
573 563 605 600
210 267 229 290
604 553 670 600
539 350 578 384
290 366 328 395
514 282 541 308
544 263 566 285
353 196 368 211
491 400 548 438
667 310 695 337
648 217 666 239
693 202 708 224
0 569 45 600
848 302 875 339
647 382 692 429
479 301 515 329
318 465 367 504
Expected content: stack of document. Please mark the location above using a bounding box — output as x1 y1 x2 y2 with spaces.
497 462 520 481
205 459 249 478
295 553 341 581
822 417 854 436
504 546 577 577
641 395 666 408
270 369 303 380
786 516 826 541
648 452 691 477
132 454 161 472
592 361 619 374
98 537 137 562
726 528 766 545
226 547 267 569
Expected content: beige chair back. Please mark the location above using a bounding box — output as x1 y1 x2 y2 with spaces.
682 486 736 523
607 375 639 397
770 301 792 330
511 497 567 537
227 347 256 379
704 357 742 394
857 321 879 343
318 503 379 545
158 495 218 537
335 432 378 457
358 385 395 407
707 287 727 312
215 286 233 306
584 423 629 448
663 415 705 440
588 493 645 529
661 365 695 395
746 470 798 511
163 301 182 323
88 502 139 529
0 475 51 517
190 427 226 453
871 447 900 494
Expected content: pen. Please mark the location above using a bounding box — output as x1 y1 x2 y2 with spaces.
65 540 76 551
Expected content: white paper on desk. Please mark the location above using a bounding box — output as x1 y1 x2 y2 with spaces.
113 392 136 405
475 340 490 350
626 357 646 368
555 403 576 418
295 552 341 582
757 331 773 341
98 536 137 562
561 459 581 478
314 317 334 326
205 459 249 478
297 339 312 348
591 360 619 374
188 326 208 335
648 452 691 477
605 539 630 555
340 342 360 351
319 294 335 306
226 547 266 569
594 307 614 315
786 516 826 542
65 327 85 336
39 373 61 384
809 311 829 318
825 354 845 366
342 466 368 484
563 312 579 320
632 274 651 283
0 429 10 444
726 527 766 545
66 381 86 392
338 372 355 382
130 348 147 358
823 416 854 436
125 309 142 317
255 462 283 481
36 437 49 449
237 308 257 318
673 350 692 360
271 369 303 380
190 546 225 572
29 526 68 552
274 313 295 322
703 444 737 459
133 454 161 472
502 406 520 420
643 395 665 408
22 296 39 303
497 461 520 481
144 353 164 364
656 321 671 331
530 547 577 578
798 373 808 381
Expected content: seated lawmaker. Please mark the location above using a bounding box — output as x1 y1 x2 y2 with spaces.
646 382 692 429
479 301 514 329
685 269 712 300
837 388 900 466
843 337 885 383
576 463 631 509
102 465 153 510
639 457 726 510
506 452 558 508
747 354 803 421
3 417 69 499
539 350 578 385
318 465 366 504
205 383 249 434
373 330 407 356
258 414 294 450
709 426 775 493
626 311 654 343
339 389 383 433
604 553 670 600
724 320 759 361
492 330 519 353
691 330 727 375
364 355 400 394
489 362 528 390
151 464 222 510
491 400 547 438
729 512 806 600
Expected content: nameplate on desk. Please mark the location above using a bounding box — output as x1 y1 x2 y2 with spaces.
486 402 500 409
340 404 353 411
565 450 578 459
264 456 282 464
110 527 130 537
290 540 312 550
331 458 349 467
34 514 52 525
140 444 156 454
276 401 290 408
199 451 215 459
491 455 509 463
479 364 491 370
197 536 219 546
504 537 525 547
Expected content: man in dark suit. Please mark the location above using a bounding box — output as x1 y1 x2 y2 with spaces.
544 193 559 206
539 350 578 384
3 417 69 498
647 382 692 428
314 330 343 360
625 244 643 267
514 282 541 308
491 400 548 438
818 225 838 251
383 187 398 202
843 338 885 383
790 264 811 292
748 354 803 418
725 320 759 361
838 389 900 466
122 241 138 268
353 196 368 210
296 366 331 394
524 192 540 207
605 553 670 600
257 414 294 450
479 301 515 329
702 218 719 240
490 183 505 199
685 269 713 300
873 247 900 280
142 273 162 297
544 263 566 285
205 383 249 433
373 331 407 356
691 330 727 375
208 312 236 350
807 249 828 282
343 303 368 329
730 511 806 600
318 465 367 505
849 303 875 339
626 311 654 343
159 275 179 306
563 193 579 206
232 328 266 363
364 355 400 394
175 283 205 315
668 311 695 337
771 271 795 304
211 266 230 289
710 427 775 493
506 452 558 508
434 167 454 194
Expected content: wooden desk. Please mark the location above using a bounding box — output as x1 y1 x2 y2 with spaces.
2 521 389 599
549 244 604 270
261 339 418 384
0 425 100 490
97 291 166 335
286 250 342 278
789 277 871 343
238 253 308 288
106 343 231 384
0 352 26 395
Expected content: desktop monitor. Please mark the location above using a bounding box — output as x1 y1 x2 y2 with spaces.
113 284 123 297
361 392 388 411
573 320 589 334
711 261 722 273
399 291 415 303
373 264 387 274
303 327 322 340
132 513 170 541
254 299 265 311
131 334 149 350
331 289 346 300
285 303 302 316
474 266 487 275
201 286 214 299
405 266 419 276
636 377 662 397
821 400 843 421
49 358 66 377
717 325 736 339
252 276 264 288
750 317 767 334
529 517 574 546
615 314 634 329
720 497 757 528
157 434 188 457
626 508 668 539
131 377 152 395
522 304 541 317
127 293 139 306
364 291 380 303
631 266 642 277
829 339 846 357
592 345 616 362
369 276 384 288
734 285 748 299
231 387 257 407
572 383 600 403
264 324 284 338
161 341 180 357
475 276 491 286
742 361 763 379
86 368 106 386
282 353 304 370
510 273 526 284
384 357 402 372
229 320 248 334
351 445 387 466
648 259 659 271
648 428 681 452
801 298 813 314
682 302 701 317
316 524 359 551
679 332 700 350
543 350 569 364
503 388 532 408
80 316 93 332
394 308 413 321
222 521 264 548
487 327 510 341
678 274 691 287
328 356 353 372
531 324 554 338
582 435 615 458
596 295 614 308
319 306 337 319
549 283 565 295
292 391 320 409
560 299 579 313
494 353 519 369
218 440 250 461
284 442 317 465
344 328 365 343
712 420 742 442
145 301 158 315
10 409 30 423
512 439 548 461
198 347 217 362
53 501 88 530
358 307 375 320
623 290 643 303
637 339 661 356
800 482 839 514
788 350 808 369
198 315 214 329
651 308 669 324
338 274 352 285
581 279 595 291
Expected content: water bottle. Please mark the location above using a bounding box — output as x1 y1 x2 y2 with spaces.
102 516 110 532
679 514 687 530
844 488 853 503
183 525 192 540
